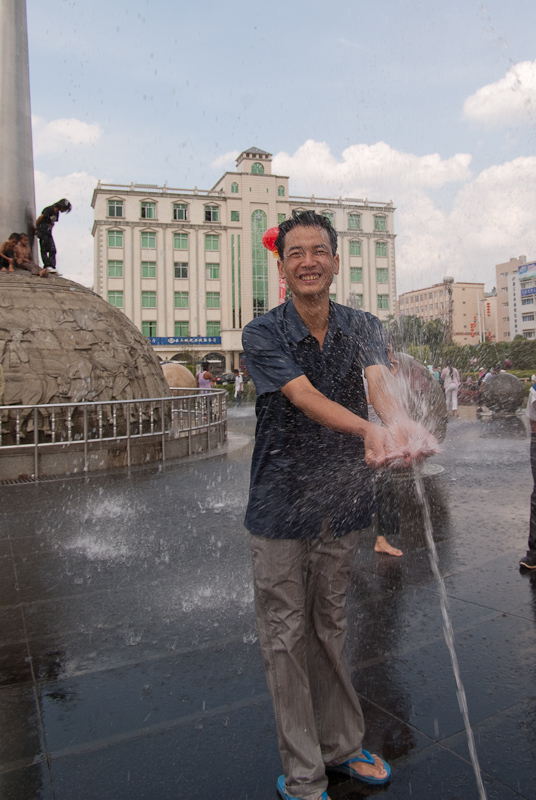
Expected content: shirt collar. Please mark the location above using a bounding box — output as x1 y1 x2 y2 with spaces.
286 300 351 343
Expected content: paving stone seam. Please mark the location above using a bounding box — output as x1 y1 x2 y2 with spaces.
36 692 273 764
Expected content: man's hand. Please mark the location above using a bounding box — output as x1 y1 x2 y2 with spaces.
364 419 439 470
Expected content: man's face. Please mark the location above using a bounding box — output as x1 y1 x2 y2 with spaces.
278 226 339 301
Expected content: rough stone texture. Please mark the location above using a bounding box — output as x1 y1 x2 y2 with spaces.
482 372 525 413
161 362 197 391
0 273 167 427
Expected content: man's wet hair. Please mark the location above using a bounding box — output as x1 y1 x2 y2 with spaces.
54 198 72 213
275 210 337 261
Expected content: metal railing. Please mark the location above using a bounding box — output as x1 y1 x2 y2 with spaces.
0 388 226 480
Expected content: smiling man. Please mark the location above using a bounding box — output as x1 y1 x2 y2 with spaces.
242 210 436 800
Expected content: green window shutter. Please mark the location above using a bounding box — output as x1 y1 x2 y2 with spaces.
108 290 123 307
174 291 189 308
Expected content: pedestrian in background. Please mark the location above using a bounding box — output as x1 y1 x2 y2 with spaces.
520 379 536 570
441 360 460 418
35 198 71 272
233 369 243 407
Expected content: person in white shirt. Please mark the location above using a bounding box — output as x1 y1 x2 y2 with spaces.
440 360 461 417
233 369 243 407
520 380 536 570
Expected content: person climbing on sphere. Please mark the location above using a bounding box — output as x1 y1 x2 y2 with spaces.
35 198 72 272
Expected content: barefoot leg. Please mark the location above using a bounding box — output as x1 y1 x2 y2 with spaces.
374 536 403 556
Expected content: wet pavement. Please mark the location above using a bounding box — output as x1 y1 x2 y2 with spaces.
1 404 535 800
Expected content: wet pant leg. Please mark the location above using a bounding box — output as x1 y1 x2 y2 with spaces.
375 470 400 538
250 524 365 800
528 433 536 554
445 386 457 411
38 232 56 268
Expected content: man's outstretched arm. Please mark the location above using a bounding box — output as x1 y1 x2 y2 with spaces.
281 373 406 467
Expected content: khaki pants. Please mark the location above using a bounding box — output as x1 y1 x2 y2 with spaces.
249 523 365 799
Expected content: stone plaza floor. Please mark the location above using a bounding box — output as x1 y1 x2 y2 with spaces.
1 404 535 799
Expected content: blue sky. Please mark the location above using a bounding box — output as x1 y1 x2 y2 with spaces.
26 0 536 292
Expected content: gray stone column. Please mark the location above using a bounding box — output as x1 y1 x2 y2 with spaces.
0 0 36 238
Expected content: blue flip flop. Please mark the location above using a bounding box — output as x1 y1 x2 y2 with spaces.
327 749 391 785
276 775 328 800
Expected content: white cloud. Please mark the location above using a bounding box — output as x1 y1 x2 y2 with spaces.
271 140 536 294
34 170 97 286
211 150 240 169
272 140 472 199
32 115 102 156
463 60 536 127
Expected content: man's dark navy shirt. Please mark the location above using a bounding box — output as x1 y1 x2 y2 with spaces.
243 300 390 540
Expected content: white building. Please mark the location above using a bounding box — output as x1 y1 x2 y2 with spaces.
508 259 536 340
92 147 397 370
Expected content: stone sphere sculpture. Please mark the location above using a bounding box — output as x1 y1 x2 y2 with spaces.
161 362 197 391
482 373 525 413
0 273 168 437
393 352 448 443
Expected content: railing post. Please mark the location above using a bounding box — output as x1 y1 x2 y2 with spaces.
126 401 131 468
33 406 39 481
207 392 212 451
188 395 192 456
161 399 166 462
83 404 89 473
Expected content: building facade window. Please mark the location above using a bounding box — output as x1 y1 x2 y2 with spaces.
141 231 156 249
329 293 337 302
523 313 535 322
230 210 240 222
252 209 268 318
377 294 389 309
205 205 219 222
251 162 264 175
141 291 156 308
348 213 361 230
376 241 387 257
108 260 123 277
174 322 189 337
174 233 188 250
173 203 188 221
108 199 123 217
206 263 219 280
174 291 188 308
322 211 334 225
108 230 123 247
141 201 156 219
374 215 386 231
231 182 239 193
207 321 220 337
141 261 156 278
277 185 285 196
349 240 361 256
205 234 219 251
522 298 534 305
174 262 188 278
108 290 123 308
278 213 286 224
206 291 220 308
350 267 362 283
376 267 388 283
142 321 156 337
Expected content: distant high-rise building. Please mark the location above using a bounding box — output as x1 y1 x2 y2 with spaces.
495 255 536 341
92 147 397 371
398 279 495 345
